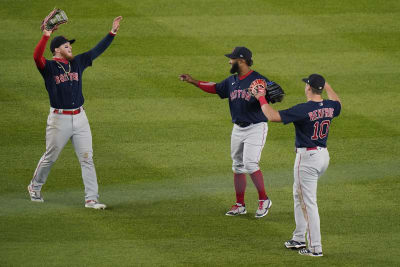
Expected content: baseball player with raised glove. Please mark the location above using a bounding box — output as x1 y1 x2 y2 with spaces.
180 47 284 218
252 74 341 256
28 9 123 209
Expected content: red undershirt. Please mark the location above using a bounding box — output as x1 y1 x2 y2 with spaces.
33 35 49 70
197 70 253 94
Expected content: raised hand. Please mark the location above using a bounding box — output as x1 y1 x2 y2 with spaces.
111 16 123 34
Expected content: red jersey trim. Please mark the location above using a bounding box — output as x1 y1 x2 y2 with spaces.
53 57 69 64
239 70 253 80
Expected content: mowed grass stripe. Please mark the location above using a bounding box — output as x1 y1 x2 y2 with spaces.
1 173 398 219
2 53 399 100
151 13 400 36
1 175 399 265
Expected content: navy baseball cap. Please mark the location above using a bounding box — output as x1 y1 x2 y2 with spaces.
302 74 325 90
225 47 252 60
50 36 75 53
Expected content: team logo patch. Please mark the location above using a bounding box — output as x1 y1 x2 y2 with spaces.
249 79 266 96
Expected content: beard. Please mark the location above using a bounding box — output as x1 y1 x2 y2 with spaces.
61 50 74 61
230 62 239 74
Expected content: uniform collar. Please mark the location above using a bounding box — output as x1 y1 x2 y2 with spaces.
53 57 69 64
238 70 253 80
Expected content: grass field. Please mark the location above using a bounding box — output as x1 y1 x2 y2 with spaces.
1 0 400 266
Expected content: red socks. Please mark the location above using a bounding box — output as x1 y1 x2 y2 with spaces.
250 170 268 201
234 170 268 205
234 173 246 205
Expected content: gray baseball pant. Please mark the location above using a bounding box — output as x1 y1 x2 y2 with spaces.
231 122 268 174
30 107 99 201
292 147 329 253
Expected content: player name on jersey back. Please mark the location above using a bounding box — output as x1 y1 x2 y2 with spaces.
308 107 335 121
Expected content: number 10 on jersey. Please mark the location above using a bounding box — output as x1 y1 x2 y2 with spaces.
311 120 331 140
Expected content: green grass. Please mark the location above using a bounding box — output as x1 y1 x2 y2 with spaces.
1 0 400 266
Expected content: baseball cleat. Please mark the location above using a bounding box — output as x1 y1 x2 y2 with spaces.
255 199 272 218
27 184 44 202
284 239 306 249
298 248 323 257
85 200 106 210
225 203 247 216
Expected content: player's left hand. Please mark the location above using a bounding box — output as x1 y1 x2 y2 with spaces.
111 16 123 34
41 8 68 32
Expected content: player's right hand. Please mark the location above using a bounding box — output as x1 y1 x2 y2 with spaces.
251 87 266 100
43 25 58 36
179 74 193 83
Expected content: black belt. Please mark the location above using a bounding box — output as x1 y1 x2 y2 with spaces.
235 121 252 128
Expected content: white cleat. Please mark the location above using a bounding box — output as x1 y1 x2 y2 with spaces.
298 248 323 257
284 239 306 249
255 199 272 218
27 184 44 202
85 200 106 210
225 203 247 216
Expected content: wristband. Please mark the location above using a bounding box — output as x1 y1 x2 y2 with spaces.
259 96 268 106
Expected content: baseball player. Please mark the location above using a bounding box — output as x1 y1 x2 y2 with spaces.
28 13 123 209
180 47 272 218
252 74 341 256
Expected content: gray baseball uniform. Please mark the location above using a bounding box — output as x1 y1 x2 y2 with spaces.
279 99 341 253
181 46 273 218
30 31 117 203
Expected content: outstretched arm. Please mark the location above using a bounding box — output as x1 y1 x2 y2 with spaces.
179 74 216 94
252 88 282 122
34 9 63 69
88 16 123 60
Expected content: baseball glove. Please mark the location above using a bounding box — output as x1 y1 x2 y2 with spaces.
265 81 285 103
40 8 68 31
248 79 285 104
248 79 267 97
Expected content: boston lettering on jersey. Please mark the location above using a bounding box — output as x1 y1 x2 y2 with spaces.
216 71 269 124
230 89 252 101
230 79 266 102
54 72 79 84
39 55 92 109
279 100 341 148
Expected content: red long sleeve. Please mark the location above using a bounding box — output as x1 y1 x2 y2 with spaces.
33 35 49 70
197 81 216 94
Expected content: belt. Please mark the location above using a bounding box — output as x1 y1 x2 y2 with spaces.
53 107 82 115
235 121 252 128
296 147 325 153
